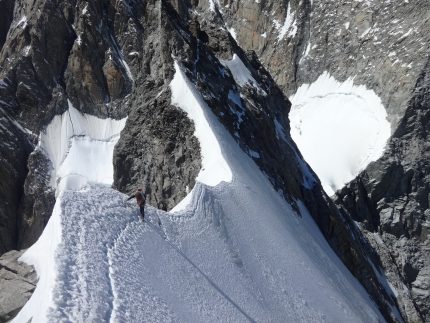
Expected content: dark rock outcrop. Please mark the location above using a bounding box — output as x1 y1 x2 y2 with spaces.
0 0 15 51
0 107 33 255
17 148 56 249
336 58 430 322
113 88 202 211
0 250 36 322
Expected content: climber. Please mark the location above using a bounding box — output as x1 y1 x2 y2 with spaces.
127 188 146 221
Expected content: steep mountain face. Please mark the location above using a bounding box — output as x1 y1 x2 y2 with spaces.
0 0 421 321
336 59 430 322
200 0 430 321
215 0 430 126
0 250 36 321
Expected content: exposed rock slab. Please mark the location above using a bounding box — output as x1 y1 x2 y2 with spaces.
0 250 36 322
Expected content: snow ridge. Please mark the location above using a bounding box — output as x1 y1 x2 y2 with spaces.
171 61 232 188
15 63 384 323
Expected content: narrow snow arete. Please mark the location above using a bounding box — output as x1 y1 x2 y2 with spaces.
14 62 384 322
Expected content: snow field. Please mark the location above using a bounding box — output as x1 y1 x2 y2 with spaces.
13 195 63 323
170 61 232 188
15 62 385 322
14 102 127 322
290 72 391 195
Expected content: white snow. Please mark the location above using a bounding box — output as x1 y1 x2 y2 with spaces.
276 3 297 41
171 61 232 187
22 45 31 57
208 0 216 12
15 63 385 322
13 197 63 323
14 101 127 323
289 72 391 196
221 54 266 95
120 57 134 82
39 100 126 194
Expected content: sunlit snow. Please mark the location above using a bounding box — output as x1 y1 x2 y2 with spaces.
39 100 126 194
170 61 232 188
221 54 266 95
289 72 391 196
14 65 386 322
14 101 126 323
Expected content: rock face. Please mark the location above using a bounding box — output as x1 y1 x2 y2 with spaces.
0 250 36 322
0 0 419 322
216 0 430 126
336 58 430 322
201 1 430 321
113 88 202 211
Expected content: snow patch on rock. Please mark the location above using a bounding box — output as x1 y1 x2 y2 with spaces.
13 195 63 323
14 101 127 322
273 3 297 41
289 72 391 196
170 61 232 189
39 100 126 195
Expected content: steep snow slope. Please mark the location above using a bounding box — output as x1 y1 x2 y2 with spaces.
14 63 385 322
290 73 391 196
13 104 126 323
39 100 127 194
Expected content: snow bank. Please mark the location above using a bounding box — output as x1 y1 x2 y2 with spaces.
39 100 126 194
170 61 232 188
15 62 385 323
289 72 391 195
13 196 63 323
165 61 383 322
14 60 385 322
13 102 127 323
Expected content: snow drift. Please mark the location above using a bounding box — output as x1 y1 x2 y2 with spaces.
290 73 391 196
14 103 126 323
39 100 126 194
14 64 384 322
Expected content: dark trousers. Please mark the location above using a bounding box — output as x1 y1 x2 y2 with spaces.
139 205 145 220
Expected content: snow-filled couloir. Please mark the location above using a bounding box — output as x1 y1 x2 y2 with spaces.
14 63 385 322
290 73 391 196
